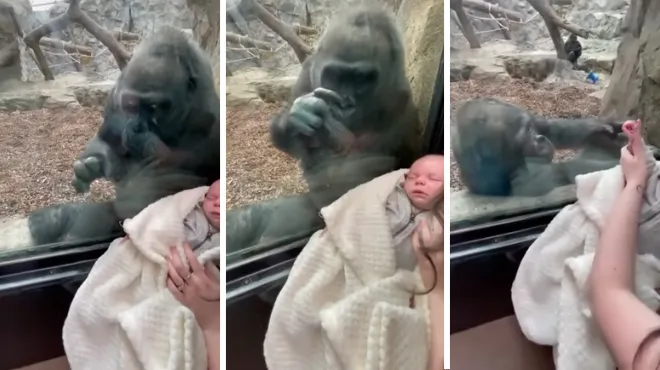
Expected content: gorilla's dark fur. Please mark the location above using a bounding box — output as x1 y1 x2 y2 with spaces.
451 98 628 197
29 27 220 244
226 2 419 253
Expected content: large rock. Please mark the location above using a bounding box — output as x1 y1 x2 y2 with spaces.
252 76 297 104
600 0 660 146
0 0 32 83
398 0 443 131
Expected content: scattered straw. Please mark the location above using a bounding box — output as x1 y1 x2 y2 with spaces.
226 104 306 210
0 107 114 218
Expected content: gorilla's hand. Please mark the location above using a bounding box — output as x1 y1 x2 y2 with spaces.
72 156 104 193
287 87 356 151
287 89 332 137
287 88 346 133
72 137 122 193
599 121 624 138
125 130 165 160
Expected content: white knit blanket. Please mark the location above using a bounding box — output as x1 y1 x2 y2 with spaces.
511 150 660 370
263 169 431 370
62 186 219 370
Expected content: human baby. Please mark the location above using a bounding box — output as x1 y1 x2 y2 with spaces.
386 154 444 271
184 179 221 256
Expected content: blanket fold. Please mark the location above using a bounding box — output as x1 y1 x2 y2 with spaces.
511 146 660 370
63 186 218 370
263 169 430 370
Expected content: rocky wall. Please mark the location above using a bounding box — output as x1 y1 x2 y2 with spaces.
399 0 443 131
600 0 660 147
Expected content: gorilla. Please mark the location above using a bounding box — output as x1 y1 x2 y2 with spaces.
564 34 582 68
28 26 220 245
226 2 419 253
451 98 627 197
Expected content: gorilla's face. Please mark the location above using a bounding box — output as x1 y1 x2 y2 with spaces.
114 51 195 145
318 62 380 112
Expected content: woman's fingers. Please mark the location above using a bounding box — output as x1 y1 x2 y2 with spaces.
167 258 185 287
203 262 221 281
167 278 185 302
169 246 191 278
183 243 204 273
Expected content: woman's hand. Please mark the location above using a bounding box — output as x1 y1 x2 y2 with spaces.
621 119 648 189
166 243 220 333
412 216 443 293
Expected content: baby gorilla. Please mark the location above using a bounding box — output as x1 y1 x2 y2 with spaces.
388 154 444 271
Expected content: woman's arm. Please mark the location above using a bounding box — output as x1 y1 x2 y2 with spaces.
203 328 220 370
427 288 443 370
589 182 660 368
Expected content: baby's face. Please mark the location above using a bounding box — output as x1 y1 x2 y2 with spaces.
203 180 221 230
403 155 444 211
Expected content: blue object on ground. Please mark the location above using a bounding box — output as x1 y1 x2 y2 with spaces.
586 71 599 84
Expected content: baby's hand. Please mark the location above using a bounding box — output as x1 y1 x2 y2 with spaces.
620 119 648 189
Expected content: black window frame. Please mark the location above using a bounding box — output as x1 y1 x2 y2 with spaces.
226 50 446 305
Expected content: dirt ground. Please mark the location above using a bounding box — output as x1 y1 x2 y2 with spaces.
449 79 603 192
0 107 114 218
226 104 305 210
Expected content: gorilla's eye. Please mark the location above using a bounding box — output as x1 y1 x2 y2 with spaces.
188 77 197 92
159 101 172 112
362 70 378 84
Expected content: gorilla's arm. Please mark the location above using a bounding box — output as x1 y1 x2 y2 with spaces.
534 117 623 152
510 155 619 197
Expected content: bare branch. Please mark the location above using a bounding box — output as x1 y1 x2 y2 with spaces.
111 30 141 42
292 23 317 35
246 0 313 63
451 0 481 48
40 37 92 56
527 0 590 38
23 0 132 80
227 32 274 51
462 0 524 22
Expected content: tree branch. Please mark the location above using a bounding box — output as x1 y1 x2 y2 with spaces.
110 30 141 42
246 0 313 63
292 23 317 35
462 0 524 22
22 0 133 80
40 37 92 56
227 32 274 51
451 0 481 48
527 0 590 38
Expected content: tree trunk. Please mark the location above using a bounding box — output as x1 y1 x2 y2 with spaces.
187 0 221 93
246 0 313 63
600 0 659 144
451 0 481 49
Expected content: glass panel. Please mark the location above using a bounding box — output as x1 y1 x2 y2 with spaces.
225 0 445 261
0 1 221 266
449 8 628 228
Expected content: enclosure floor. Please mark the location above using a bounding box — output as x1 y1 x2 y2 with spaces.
0 108 113 218
449 79 603 192
226 105 305 210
